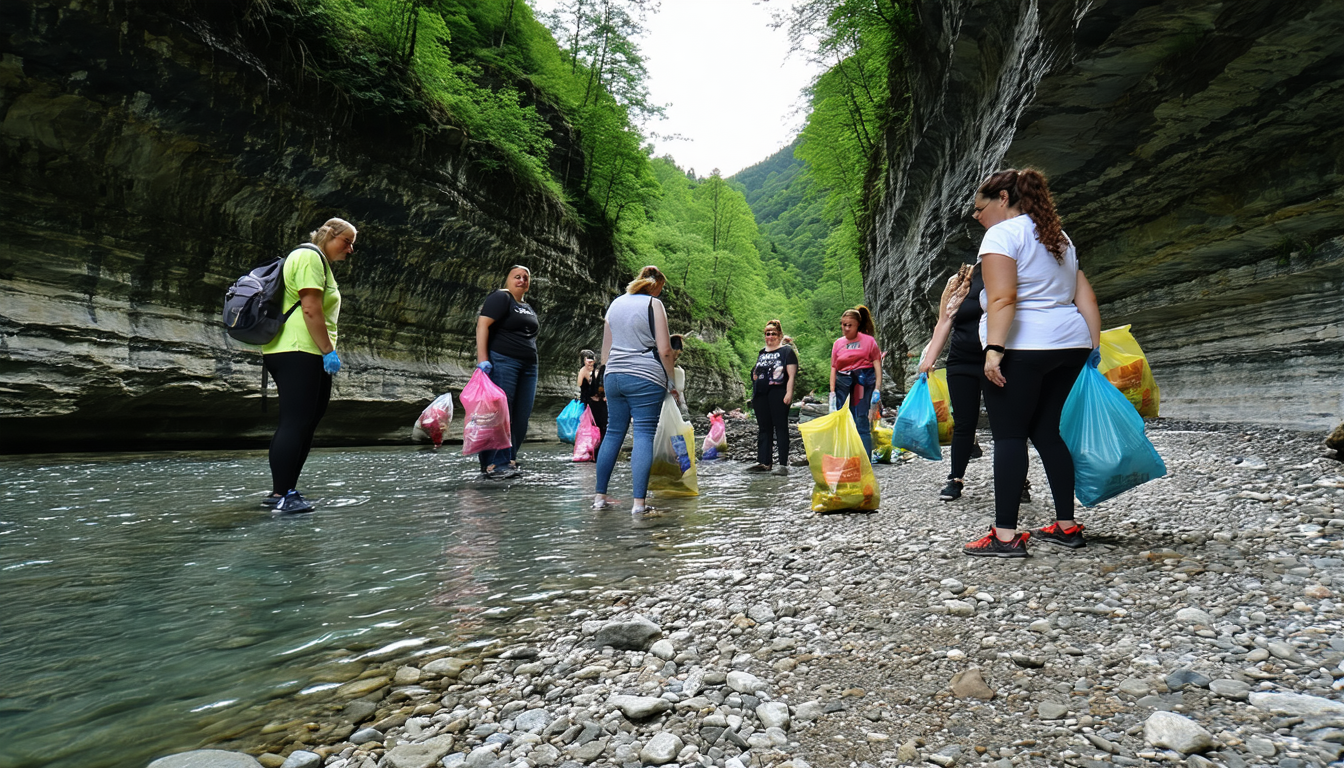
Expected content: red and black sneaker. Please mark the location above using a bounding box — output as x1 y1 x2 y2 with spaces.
963 527 1030 558
1036 522 1086 549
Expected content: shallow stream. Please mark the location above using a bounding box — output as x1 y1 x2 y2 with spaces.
0 444 786 768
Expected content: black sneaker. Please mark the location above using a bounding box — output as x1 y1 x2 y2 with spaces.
745 464 770 473
963 528 1030 558
970 443 983 459
273 489 313 514
490 466 521 480
1036 522 1086 548
939 479 963 501
260 495 284 509
1021 478 1032 503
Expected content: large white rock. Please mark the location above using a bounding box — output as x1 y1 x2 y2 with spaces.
1144 711 1214 754
726 670 763 693
278 752 320 768
609 694 672 719
639 732 683 765
1249 691 1344 717
757 701 790 730
385 734 456 768
593 615 662 650
147 751 262 768
1174 607 1214 626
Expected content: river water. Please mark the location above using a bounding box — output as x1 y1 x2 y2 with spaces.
0 444 786 768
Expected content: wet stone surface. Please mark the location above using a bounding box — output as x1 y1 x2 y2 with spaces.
227 422 1344 768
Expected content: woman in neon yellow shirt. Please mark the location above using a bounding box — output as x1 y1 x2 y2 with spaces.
260 218 355 513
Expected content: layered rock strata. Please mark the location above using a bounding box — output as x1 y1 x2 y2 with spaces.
869 0 1344 430
0 2 737 452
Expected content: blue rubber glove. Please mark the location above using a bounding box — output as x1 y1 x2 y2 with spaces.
1088 348 1102 368
871 389 882 405
322 350 341 375
476 361 493 375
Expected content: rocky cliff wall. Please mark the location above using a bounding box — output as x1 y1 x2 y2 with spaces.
0 1 738 452
870 0 1344 430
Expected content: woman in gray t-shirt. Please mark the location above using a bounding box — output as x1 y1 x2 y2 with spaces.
592 266 679 514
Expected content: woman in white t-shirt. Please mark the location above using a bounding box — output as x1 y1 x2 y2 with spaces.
963 169 1101 559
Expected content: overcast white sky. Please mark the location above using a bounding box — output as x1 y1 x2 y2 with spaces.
528 0 822 177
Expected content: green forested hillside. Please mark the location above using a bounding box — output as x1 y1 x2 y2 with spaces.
284 0 903 397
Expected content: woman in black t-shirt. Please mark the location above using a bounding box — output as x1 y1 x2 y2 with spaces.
474 265 540 479
577 349 607 439
918 264 990 501
747 319 799 475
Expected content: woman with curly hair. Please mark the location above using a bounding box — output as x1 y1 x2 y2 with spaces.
963 169 1101 559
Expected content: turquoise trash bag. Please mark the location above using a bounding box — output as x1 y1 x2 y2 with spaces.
892 373 942 461
1061 351 1167 506
556 399 584 443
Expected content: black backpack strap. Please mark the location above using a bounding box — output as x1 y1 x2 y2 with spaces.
280 243 331 319
645 296 657 354
261 362 269 412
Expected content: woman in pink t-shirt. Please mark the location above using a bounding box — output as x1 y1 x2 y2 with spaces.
829 305 883 457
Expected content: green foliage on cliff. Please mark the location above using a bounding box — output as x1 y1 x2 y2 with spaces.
279 0 908 395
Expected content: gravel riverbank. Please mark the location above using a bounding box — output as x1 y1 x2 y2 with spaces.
202 420 1344 768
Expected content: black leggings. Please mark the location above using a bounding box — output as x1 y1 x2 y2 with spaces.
264 352 332 495
752 386 790 466
946 368 983 481
980 348 1089 530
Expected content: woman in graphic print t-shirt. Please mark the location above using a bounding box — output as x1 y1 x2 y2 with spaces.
747 319 798 475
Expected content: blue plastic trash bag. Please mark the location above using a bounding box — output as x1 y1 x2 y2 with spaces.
892 374 942 461
1061 352 1167 506
556 399 584 443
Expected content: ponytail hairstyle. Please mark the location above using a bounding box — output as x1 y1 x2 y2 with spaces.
977 168 1069 263
841 305 876 337
310 217 356 249
626 265 666 295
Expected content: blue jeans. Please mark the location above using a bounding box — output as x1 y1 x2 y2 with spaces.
835 367 877 457
479 350 538 471
594 373 666 499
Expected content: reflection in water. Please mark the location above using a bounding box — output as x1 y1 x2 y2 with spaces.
0 445 784 768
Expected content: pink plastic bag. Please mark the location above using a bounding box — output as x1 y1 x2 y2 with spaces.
572 406 602 462
702 413 727 460
459 369 512 456
412 393 454 447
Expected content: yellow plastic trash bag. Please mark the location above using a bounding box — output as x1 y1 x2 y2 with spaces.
798 402 880 513
648 394 699 496
929 369 955 446
1098 325 1160 418
871 419 895 464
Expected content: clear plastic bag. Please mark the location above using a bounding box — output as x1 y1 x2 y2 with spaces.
557 399 584 443
702 412 727 460
459 369 512 456
892 374 942 461
648 394 699 496
572 406 601 462
798 403 880 512
1061 354 1167 506
411 393 454 447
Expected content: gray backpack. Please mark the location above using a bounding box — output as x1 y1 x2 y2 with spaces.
222 243 324 345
